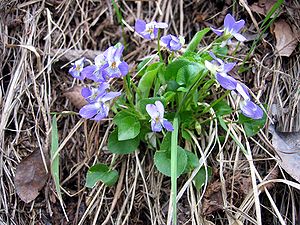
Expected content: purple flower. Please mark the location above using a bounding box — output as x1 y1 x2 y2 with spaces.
146 101 173 132
160 34 185 51
211 14 246 42
240 100 263 119
79 87 121 121
102 45 129 78
135 19 168 40
81 82 110 103
235 83 263 119
205 52 238 90
69 58 86 80
81 54 108 82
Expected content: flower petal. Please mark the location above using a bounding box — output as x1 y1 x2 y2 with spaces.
240 100 263 119
216 73 237 90
210 27 224 36
236 83 250 100
101 92 121 102
161 35 172 45
151 120 162 132
135 19 146 33
233 33 247 42
79 103 99 119
146 104 159 119
163 119 174 131
92 104 109 121
224 14 236 30
81 87 92 99
232 19 245 33
155 22 168 29
81 65 96 80
118 61 129 76
155 101 165 118
222 62 236 73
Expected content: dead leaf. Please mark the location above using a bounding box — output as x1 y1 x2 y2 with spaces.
273 20 298 57
63 85 87 109
249 0 280 16
14 150 49 203
271 128 300 183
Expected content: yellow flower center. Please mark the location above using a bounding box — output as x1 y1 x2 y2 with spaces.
111 61 117 69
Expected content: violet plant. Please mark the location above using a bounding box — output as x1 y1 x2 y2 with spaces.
66 14 266 225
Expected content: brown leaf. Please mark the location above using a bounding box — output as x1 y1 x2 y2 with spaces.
271 128 300 183
63 85 88 109
273 20 298 57
14 150 49 203
249 0 280 16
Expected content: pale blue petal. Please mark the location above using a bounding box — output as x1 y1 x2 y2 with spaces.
163 119 174 131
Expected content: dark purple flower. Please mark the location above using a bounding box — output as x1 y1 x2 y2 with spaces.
160 34 185 51
135 19 168 40
146 101 173 132
79 89 121 121
69 58 86 80
211 14 246 42
240 100 264 119
102 45 129 78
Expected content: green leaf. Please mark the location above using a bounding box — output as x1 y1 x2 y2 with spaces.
154 146 187 177
184 28 210 53
176 64 202 87
165 59 192 80
185 150 199 171
213 100 233 116
114 111 140 140
137 62 162 100
86 163 119 188
193 166 212 192
108 129 140 154
137 57 152 77
238 111 267 137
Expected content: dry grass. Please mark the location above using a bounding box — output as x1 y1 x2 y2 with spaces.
1 0 300 224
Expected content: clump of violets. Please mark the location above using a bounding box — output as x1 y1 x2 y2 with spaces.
135 19 168 40
146 101 174 132
68 43 128 121
160 34 185 51
211 13 247 42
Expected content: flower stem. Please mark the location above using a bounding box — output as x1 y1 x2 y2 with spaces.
157 30 163 62
171 117 179 225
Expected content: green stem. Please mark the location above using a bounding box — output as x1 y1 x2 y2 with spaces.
171 117 179 225
157 30 163 62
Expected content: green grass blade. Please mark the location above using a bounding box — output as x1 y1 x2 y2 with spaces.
51 115 69 221
171 117 179 224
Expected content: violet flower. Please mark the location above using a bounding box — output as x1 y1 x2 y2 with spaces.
211 13 247 42
81 54 108 82
235 83 264 119
135 19 168 40
160 34 185 51
79 86 121 121
102 45 129 78
69 58 86 80
205 52 237 90
146 101 173 132
81 82 110 103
